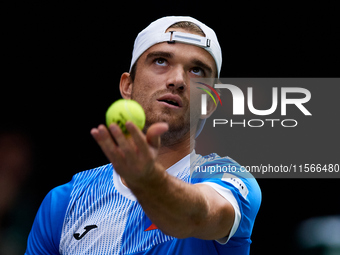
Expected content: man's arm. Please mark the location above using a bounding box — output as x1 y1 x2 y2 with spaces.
91 122 235 240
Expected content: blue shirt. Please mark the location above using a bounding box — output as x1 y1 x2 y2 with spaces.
26 152 261 254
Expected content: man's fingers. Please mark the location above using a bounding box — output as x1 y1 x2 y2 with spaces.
109 123 137 160
125 121 168 153
91 124 123 165
91 124 112 144
125 121 149 154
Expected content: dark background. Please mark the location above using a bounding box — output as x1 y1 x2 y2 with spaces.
2 2 339 254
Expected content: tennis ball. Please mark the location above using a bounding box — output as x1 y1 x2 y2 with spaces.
105 99 146 134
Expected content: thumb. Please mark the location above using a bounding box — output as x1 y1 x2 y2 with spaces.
146 122 169 148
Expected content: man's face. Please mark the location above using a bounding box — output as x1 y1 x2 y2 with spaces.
129 31 216 143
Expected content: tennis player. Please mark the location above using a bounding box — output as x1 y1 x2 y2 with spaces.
26 16 261 254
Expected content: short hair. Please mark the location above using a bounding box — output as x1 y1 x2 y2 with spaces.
167 21 205 37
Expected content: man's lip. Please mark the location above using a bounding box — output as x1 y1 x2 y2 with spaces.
156 94 183 108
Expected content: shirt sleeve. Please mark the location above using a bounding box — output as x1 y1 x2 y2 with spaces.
192 168 261 245
25 181 73 255
200 181 241 244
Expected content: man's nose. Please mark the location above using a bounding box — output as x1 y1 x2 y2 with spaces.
166 66 187 92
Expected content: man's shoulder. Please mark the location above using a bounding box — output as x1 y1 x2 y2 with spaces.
191 152 245 176
44 163 114 212
191 152 261 211
26 164 116 254
193 152 258 179
70 163 113 188
202 153 237 164
193 152 239 165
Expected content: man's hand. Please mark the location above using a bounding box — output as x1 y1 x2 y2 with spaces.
90 121 169 186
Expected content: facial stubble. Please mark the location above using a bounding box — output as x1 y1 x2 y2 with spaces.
131 88 192 147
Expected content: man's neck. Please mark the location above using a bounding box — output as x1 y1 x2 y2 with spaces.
156 131 195 170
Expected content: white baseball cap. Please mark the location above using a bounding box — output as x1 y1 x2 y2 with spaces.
130 16 222 78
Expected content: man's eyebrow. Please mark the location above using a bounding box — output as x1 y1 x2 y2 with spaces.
145 51 174 62
191 59 213 76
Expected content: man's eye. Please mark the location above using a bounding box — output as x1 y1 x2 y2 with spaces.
154 58 167 66
191 67 205 76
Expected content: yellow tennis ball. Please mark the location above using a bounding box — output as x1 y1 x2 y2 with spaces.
106 99 146 134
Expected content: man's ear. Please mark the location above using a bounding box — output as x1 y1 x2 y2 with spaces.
200 95 219 119
120 72 133 99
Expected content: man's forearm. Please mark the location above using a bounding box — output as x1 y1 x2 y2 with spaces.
125 164 214 239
